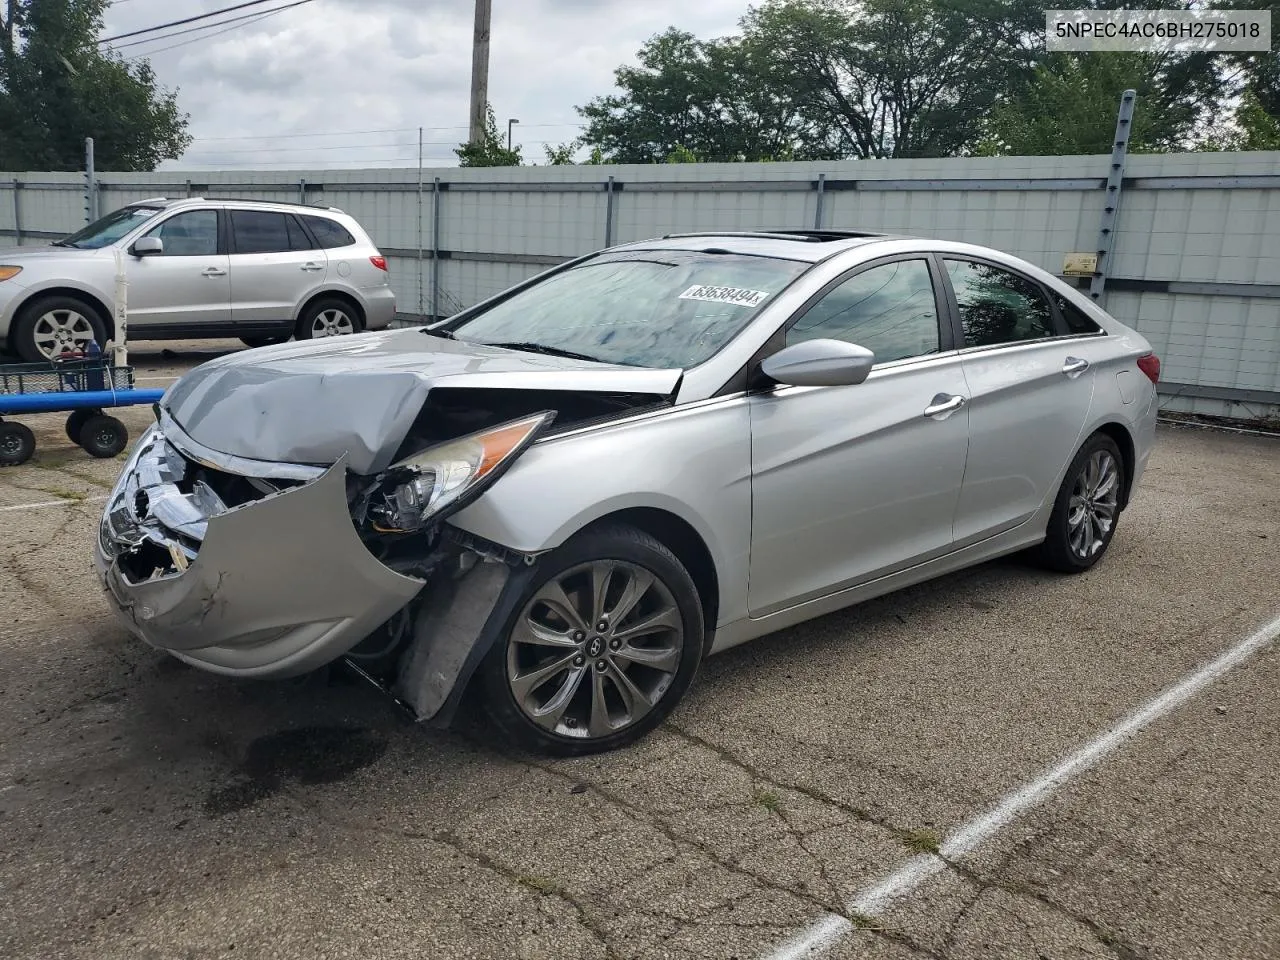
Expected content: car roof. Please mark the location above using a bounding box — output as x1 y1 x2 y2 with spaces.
125 197 347 216
611 230 911 263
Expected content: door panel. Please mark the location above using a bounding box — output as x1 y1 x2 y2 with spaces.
228 210 327 327
943 257 1096 545
748 358 971 616
747 256 968 618
125 210 230 329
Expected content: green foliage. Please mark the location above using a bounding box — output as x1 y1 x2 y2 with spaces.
977 53 1211 156
665 144 698 163
543 141 577 165
0 0 191 171
454 103 522 167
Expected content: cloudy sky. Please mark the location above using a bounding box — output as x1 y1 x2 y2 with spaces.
99 0 749 170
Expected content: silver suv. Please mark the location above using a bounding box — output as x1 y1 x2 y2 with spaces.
0 198 396 360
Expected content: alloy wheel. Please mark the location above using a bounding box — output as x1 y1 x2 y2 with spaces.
1067 450 1119 559
506 560 685 740
311 309 355 337
32 309 95 358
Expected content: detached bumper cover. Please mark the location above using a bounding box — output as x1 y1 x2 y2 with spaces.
96 427 424 678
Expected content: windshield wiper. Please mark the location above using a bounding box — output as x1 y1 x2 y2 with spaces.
421 326 457 340
50 240 77 248
478 341 608 364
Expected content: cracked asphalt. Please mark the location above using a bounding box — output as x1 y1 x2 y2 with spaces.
2 340 1278 960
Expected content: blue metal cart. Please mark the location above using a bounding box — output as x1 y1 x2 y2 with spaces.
0 349 166 466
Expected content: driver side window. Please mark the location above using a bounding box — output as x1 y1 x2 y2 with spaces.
786 258 942 364
144 210 219 257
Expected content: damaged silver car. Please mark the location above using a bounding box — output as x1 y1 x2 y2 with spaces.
97 230 1160 754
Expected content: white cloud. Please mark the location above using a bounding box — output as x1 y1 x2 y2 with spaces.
102 0 748 170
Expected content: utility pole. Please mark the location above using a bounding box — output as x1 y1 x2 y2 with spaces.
468 0 492 145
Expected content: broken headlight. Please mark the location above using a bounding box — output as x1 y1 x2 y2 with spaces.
365 411 554 534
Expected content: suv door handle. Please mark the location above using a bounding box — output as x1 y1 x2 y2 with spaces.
1062 356 1091 378
924 394 967 419
201 267 227 278
300 262 324 272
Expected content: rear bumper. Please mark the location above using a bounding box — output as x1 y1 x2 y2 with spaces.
362 287 396 331
95 426 424 677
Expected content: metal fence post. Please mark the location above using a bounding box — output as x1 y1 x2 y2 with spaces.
604 175 616 247
11 179 21 246
1090 89 1136 303
814 173 827 229
84 137 96 224
431 176 442 321
417 127 425 318
298 178 307 204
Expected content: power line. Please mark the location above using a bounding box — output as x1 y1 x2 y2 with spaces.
99 0 296 44
112 0 314 51
122 6 297 59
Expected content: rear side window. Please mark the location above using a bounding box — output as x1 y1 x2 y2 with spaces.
285 215 313 252
1054 293 1103 335
945 259 1055 348
231 211 291 254
302 216 356 249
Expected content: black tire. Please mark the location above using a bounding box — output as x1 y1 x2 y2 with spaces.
241 336 291 349
0 422 36 466
79 415 129 459
1034 432 1126 574
479 524 705 756
13 295 108 362
295 297 361 341
65 409 95 444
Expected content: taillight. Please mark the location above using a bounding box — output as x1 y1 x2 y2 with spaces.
370 255 388 272
1137 353 1161 384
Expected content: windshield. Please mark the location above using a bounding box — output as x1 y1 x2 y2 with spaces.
57 206 164 249
449 250 809 369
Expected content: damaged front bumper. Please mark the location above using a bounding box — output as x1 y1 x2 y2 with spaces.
95 423 426 678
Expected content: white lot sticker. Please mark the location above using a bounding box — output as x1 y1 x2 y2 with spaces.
679 284 771 308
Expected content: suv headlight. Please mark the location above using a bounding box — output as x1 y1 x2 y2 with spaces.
0 266 22 282
365 411 554 534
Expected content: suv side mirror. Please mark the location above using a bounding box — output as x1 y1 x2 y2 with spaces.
131 237 163 257
760 339 876 388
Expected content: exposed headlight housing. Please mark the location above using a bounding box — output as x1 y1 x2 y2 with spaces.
0 266 22 282
366 411 554 534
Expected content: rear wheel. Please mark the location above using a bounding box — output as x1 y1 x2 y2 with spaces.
0 421 36 466
480 525 705 756
65 409 95 444
295 298 360 341
79 415 129 459
1035 433 1125 573
14 295 107 362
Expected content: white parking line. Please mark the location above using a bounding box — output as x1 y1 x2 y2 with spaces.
0 495 109 514
764 611 1280 960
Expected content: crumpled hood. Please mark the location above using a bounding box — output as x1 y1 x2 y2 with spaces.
162 327 683 475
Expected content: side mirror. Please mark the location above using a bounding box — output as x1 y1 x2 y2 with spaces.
131 236 163 257
759 338 876 388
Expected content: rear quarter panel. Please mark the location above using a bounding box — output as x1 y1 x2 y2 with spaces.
447 397 754 628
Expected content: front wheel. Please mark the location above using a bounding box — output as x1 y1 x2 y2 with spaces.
79 415 129 459
0 422 36 466
479 525 705 756
1035 433 1126 573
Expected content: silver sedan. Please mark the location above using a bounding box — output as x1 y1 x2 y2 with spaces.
96 230 1160 755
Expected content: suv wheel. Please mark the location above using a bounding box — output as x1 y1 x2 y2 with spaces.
296 298 359 340
14 296 107 362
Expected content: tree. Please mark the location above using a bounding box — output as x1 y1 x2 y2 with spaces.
978 52 1216 155
577 26 830 163
0 0 191 171
455 103 522 167
544 141 577 165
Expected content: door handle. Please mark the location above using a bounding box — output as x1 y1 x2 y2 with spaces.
201 267 227 277
300 262 324 272
1062 356 1091 378
924 393 967 419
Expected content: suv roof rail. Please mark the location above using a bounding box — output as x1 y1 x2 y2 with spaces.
186 198 346 215
660 229 892 243
127 197 176 207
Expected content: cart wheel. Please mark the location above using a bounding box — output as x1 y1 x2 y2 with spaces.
79 415 129 459
66 409 96 444
0 421 36 467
